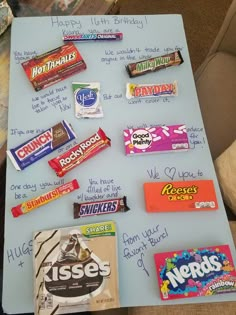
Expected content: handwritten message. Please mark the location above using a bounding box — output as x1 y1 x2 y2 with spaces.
100 45 183 65
77 178 122 202
13 50 37 64
31 85 71 114
187 126 206 149
50 16 148 35
10 179 65 200
147 165 203 181
6 239 33 268
122 224 168 276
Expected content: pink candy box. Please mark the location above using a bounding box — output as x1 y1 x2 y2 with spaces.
123 124 189 156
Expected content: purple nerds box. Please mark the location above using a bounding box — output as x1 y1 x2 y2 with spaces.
123 124 190 156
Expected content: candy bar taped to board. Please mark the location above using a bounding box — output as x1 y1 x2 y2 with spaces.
124 124 189 156
7 120 76 171
126 81 178 99
143 180 218 212
73 196 130 219
154 245 236 301
12 179 79 218
48 128 111 177
21 43 86 91
33 221 120 314
126 50 183 78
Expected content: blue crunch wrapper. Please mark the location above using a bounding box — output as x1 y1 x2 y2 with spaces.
7 120 76 170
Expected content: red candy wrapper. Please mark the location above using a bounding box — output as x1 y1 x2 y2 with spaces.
22 43 86 91
48 128 111 177
12 179 79 218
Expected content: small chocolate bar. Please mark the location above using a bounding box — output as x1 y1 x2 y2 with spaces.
22 43 87 91
7 120 76 170
48 128 111 177
126 81 178 99
73 196 130 219
126 50 183 78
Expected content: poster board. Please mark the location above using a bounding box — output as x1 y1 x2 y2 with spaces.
3 15 236 314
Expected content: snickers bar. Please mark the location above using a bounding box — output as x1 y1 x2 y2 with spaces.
74 196 130 219
7 120 76 171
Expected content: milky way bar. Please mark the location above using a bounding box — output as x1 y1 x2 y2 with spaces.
126 50 183 78
74 196 130 219
7 120 76 171
48 128 111 177
22 43 86 91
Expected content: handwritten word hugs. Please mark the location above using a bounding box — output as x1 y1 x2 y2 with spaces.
122 224 169 276
6 239 33 268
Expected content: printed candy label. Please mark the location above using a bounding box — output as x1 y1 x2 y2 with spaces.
144 180 218 212
34 221 119 314
123 124 189 156
73 82 103 118
154 245 236 300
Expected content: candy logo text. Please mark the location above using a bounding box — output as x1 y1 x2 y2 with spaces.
45 261 110 282
59 133 101 167
134 84 174 97
161 183 198 195
31 52 76 79
26 190 59 210
131 130 152 149
166 255 222 288
16 131 52 160
136 56 171 72
80 201 117 216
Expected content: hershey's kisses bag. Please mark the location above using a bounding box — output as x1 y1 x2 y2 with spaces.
33 221 119 314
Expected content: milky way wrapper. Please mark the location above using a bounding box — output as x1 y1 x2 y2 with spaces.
144 180 218 212
22 43 86 91
33 221 120 315
154 245 236 301
124 124 189 156
126 50 183 78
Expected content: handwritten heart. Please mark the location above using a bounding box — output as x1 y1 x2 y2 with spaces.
164 167 176 180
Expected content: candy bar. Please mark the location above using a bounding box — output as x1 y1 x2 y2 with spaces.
11 179 79 218
123 124 189 156
63 33 123 42
126 81 178 99
73 82 103 118
7 120 76 171
74 196 130 219
48 128 111 177
143 180 218 212
154 245 236 300
126 50 183 78
33 221 120 314
22 43 86 91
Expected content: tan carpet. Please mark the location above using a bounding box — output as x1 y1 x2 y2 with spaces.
120 0 233 71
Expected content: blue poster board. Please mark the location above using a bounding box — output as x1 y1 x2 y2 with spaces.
3 15 236 314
